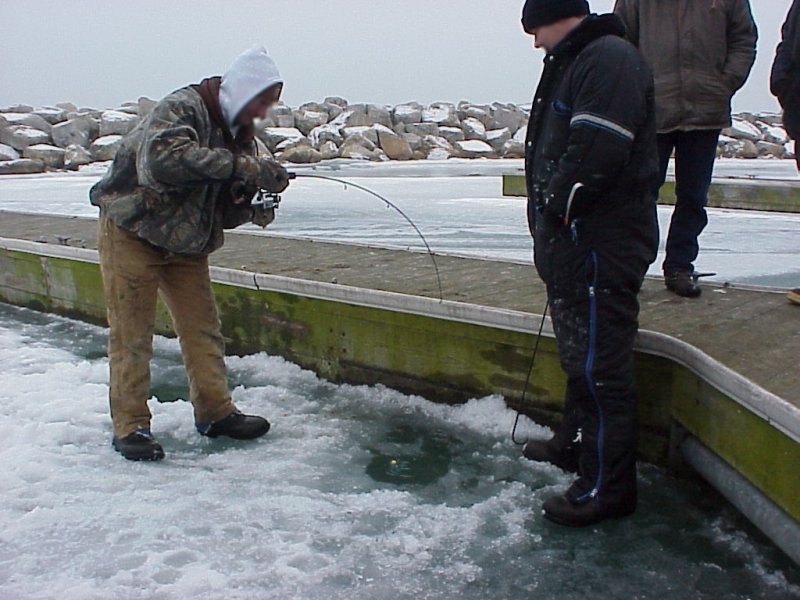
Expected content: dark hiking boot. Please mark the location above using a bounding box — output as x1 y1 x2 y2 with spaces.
665 271 702 298
113 429 165 462
522 439 579 473
542 494 635 527
196 410 271 440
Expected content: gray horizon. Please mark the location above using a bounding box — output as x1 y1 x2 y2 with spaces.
1 0 791 113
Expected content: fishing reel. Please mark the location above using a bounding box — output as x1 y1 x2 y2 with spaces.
250 172 296 227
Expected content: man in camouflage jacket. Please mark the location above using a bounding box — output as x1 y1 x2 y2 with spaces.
90 45 290 461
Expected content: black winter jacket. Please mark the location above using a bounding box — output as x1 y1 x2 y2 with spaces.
524 14 659 234
772 0 800 140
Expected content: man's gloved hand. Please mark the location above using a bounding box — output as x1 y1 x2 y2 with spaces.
251 204 276 228
234 155 290 193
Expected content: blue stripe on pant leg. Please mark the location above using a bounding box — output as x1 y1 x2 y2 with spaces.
577 250 604 503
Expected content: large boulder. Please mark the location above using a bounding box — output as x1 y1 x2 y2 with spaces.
0 125 51 151
486 127 512 151
756 140 785 158
392 103 423 125
89 135 123 161
318 140 340 160
32 107 67 125
454 139 496 158
138 97 157 117
260 127 306 152
422 102 460 127
0 112 53 132
488 103 527 133
64 144 94 170
294 106 330 135
268 104 295 128
438 126 465 144
340 136 378 160
116 101 140 115
462 117 487 141
404 122 440 137
0 158 45 175
51 115 98 148
329 106 373 129
309 123 344 146
55 102 78 113
324 96 348 108
421 135 456 160
2 104 33 114
23 144 65 169
723 119 762 142
99 110 140 136
342 132 376 151
342 126 379 145
758 123 789 144
281 144 323 164
502 139 525 158
375 124 413 160
366 104 392 128
0 143 20 161
320 101 344 121
458 103 491 126
401 133 423 152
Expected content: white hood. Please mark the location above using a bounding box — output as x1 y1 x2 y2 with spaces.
219 45 283 131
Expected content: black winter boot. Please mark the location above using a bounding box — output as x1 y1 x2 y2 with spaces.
197 410 271 440
113 429 165 461
522 439 579 473
664 271 702 298
542 494 635 527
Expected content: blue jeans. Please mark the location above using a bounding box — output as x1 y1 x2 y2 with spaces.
657 129 721 274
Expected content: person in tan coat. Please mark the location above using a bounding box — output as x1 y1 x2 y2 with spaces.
90 46 290 461
614 0 757 297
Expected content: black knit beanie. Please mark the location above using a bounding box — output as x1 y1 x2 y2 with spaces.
521 0 590 32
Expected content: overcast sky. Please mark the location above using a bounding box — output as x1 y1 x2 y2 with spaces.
1 0 792 112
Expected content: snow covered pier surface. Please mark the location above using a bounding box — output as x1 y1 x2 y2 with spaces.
0 211 798 571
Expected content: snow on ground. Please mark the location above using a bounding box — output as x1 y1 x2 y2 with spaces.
0 304 798 599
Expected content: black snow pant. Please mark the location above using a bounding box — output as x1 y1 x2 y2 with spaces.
533 202 658 513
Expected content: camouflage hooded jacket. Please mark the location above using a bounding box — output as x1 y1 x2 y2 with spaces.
89 82 256 256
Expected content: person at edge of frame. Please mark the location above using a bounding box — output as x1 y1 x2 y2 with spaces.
771 0 800 307
614 0 758 298
89 45 290 461
520 0 659 526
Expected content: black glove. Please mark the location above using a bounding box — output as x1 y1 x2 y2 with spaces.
234 156 290 193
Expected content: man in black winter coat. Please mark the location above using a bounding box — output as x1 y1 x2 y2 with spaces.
520 0 659 526
773 0 800 170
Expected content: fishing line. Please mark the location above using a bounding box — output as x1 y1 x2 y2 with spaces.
511 300 549 446
290 172 444 302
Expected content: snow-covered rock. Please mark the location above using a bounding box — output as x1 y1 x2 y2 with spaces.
0 112 53 132
342 126 379 145
392 103 423 125
422 103 460 127
1 104 33 114
99 110 139 136
51 116 98 148
485 127 511 151
0 158 45 174
32 107 68 125
366 104 392 128
723 119 762 142
454 139 496 158
137 97 157 117
462 117 487 141
488 104 526 133
421 135 456 160
0 143 20 161
324 96 348 108
89 134 123 161
0 125 51 151
438 126 465 144
402 133 423 152
459 104 491 126
512 126 527 143
294 108 329 135
309 123 343 147
22 144 65 169
502 139 525 158
756 140 785 158
341 132 376 151
784 141 796 159
261 127 306 152
339 138 377 160
268 104 295 128
760 124 789 145
64 144 93 170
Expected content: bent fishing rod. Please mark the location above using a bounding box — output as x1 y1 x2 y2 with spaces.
252 172 444 302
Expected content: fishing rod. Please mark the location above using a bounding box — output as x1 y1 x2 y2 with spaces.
252 172 444 302
510 300 549 445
